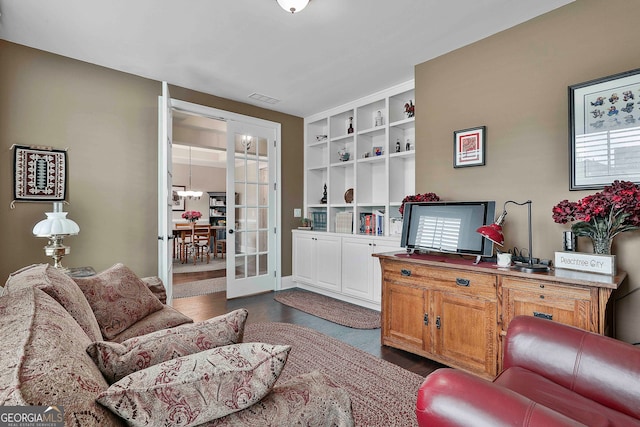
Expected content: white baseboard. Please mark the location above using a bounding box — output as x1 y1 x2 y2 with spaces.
279 275 297 290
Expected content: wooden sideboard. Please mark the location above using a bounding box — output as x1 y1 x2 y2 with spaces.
374 252 625 379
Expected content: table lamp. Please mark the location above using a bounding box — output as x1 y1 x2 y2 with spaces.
476 200 549 273
32 202 80 271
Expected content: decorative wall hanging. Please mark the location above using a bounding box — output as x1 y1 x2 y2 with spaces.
12 145 67 204
172 185 186 211
453 126 485 168
569 68 640 190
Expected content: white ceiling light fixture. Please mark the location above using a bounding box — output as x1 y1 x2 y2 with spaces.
177 146 203 200
276 0 310 14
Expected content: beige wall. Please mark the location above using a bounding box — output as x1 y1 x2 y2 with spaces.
0 40 303 282
415 0 640 343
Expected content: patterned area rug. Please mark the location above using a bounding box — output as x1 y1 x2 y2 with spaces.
173 277 226 299
274 289 381 329
244 322 423 426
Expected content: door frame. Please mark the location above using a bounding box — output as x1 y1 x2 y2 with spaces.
165 98 282 294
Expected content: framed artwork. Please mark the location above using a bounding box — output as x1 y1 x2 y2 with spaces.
569 68 640 190
454 126 485 168
13 145 68 203
172 185 185 211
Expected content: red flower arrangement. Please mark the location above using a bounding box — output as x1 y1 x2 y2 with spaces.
181 210 202 222
399 192 440 217
552 180 640 253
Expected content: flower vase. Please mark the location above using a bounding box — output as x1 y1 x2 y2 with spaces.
591 236 612 255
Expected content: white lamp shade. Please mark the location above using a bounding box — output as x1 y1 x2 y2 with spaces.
277 0 309 13
33 212 80 237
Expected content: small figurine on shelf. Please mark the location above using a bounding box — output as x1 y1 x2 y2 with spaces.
320 183 327 204
406 139 412 151
404 100 415 118
375 110 383 127
347 117 354 134
395 139 401 153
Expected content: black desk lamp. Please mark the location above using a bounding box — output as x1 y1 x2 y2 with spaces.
476 200 549 273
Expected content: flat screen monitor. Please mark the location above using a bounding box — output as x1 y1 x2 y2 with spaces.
400 201 496 258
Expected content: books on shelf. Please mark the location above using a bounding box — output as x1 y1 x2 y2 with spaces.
359 210 384 235
335 212 353 234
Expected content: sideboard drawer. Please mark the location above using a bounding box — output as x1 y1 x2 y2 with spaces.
384 261 496 299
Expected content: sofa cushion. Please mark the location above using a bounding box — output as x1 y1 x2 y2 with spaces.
208 370 355 426
97 343 290 427
140 276 167 304
74 264 164 339
495 366 640 426
4 263 103 342
108 305 193 343
87 308 248 382
0 287 123 426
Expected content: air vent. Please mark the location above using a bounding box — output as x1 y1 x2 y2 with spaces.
248 92 281 104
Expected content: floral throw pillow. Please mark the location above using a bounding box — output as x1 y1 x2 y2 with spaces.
4 264 103 342
87 308 248 383
97 343 291 427
74 263 164 340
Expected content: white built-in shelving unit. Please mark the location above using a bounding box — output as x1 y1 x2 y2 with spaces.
304 80 415 236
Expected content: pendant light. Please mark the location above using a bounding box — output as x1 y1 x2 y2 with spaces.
177 146 203 200
276 0 309 14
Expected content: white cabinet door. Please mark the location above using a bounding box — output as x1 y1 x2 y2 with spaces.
341 237 374 300
371 241 403 303
315 234 342 292
293 232 317 286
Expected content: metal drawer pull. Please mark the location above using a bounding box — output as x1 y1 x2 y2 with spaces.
436 316 441 329
533 311 553 320
423 313 429 325
456 278 470 287
401 269 412 276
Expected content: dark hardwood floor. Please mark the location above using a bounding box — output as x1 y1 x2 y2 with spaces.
172 270 444 378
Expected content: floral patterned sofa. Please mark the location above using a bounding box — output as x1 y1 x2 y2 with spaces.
0 263 353 426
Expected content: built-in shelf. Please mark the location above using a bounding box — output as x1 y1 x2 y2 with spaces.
304 81 415 236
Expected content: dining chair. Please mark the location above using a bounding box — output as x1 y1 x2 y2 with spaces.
175 223 194 264
192 224 211 264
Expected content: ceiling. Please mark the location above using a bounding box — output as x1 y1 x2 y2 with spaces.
0 0 573 117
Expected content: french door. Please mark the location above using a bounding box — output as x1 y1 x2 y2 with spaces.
157 82 174 302
225 121 277 298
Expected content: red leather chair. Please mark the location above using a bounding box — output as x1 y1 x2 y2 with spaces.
416 315 640 426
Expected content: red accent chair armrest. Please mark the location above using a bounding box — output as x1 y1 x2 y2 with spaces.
416 368 583 427
503 315 640 419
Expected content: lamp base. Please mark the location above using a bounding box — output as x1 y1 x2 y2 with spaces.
514 262 549 273
43 235 71 272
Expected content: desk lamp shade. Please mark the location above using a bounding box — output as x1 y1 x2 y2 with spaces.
476 211 507 246
33 202 79 270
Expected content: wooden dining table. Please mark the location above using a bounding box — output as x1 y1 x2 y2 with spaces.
173 224 226 264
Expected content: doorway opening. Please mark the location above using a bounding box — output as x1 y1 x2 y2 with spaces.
159 85 281 303
171 111 229 298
